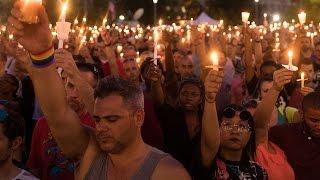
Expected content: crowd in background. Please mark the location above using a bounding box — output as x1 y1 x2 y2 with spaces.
1 2 320 180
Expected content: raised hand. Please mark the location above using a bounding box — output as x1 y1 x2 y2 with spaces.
273 68 294 91
148 64 163 83
204 70 224 102
7 1 52 54
54 49 79 78
300 87 314 96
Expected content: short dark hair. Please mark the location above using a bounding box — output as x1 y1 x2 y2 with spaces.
76 62 102 82
94 76 144 110
0 100 25 142
260 61 278 71
302 91 320 111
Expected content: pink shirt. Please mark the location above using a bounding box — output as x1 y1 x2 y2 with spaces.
256 142 295 180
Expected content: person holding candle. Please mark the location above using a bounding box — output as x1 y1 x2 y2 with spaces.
289 62 317 111
201 70 268 180
257 73 320 180
27 51 98 180
7 2 191 179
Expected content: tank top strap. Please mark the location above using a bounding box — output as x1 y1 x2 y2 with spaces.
131 148 169 180
84 152 108 180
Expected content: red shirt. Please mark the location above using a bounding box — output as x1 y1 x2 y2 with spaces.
100 59 125 78
27 113 95 180
288 88 304 111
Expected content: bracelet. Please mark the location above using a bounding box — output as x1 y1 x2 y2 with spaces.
205 93 216 103
29 46 55 68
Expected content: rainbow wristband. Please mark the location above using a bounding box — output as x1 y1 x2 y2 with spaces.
30 46 55 68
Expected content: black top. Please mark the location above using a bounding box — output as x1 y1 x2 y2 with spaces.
156 104 202 178
207 156 268 180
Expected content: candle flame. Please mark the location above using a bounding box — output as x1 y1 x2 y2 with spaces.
210 52 219 66
288 50 293 58
62 1 68 14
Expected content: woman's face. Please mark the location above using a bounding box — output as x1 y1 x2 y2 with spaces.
179 84 202 111
220 113 251 151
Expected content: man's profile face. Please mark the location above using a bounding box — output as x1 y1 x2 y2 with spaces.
93 95 141 154
300 37 311 51
65 71 96 114
300 64 315 83
304 108 320 138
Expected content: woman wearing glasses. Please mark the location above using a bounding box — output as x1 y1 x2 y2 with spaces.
201 70 267 179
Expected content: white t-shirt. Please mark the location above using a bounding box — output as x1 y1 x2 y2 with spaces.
12 169 39 180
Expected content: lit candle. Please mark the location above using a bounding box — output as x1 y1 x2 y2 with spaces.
301 72 305 88
210 52 219 71
288 50 293 69
187 30 191 43
181 37 186 44
311 32 315 48
20 0 42 24
82 17 87 24
60 1 68 22
120 53 124 59
159 19 163 26
74 18 79 25
298 12 306 25
153 28 159 65
227 33 232 43
57 0 69 49
117 45 123 54
8 34 13 40
241 12 250 24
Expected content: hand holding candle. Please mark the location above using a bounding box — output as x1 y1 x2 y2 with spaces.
241 12 250 24
153 28 160 65
210 52 219 71
57 1 71 49
288 50 293 68
298 12 306 25
301 72 305 88
282 50 298 71
19 0 42 24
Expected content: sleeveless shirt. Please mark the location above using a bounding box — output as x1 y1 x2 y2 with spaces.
84 148 169 180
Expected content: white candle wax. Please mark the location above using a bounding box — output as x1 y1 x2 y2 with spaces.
301 72 305 88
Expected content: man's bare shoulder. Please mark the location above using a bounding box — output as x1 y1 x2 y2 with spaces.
75 129 102 180
152 156 191 180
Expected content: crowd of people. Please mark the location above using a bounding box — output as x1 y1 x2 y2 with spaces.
1 2 320 180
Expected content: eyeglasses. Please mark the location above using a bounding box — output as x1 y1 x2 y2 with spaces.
222 107 252 122
221 122 251 132
0 100 9 122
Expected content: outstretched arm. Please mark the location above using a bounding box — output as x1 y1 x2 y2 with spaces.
201 70 224 168
254 68 293 145
8 2 89 158
55 49 95 115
